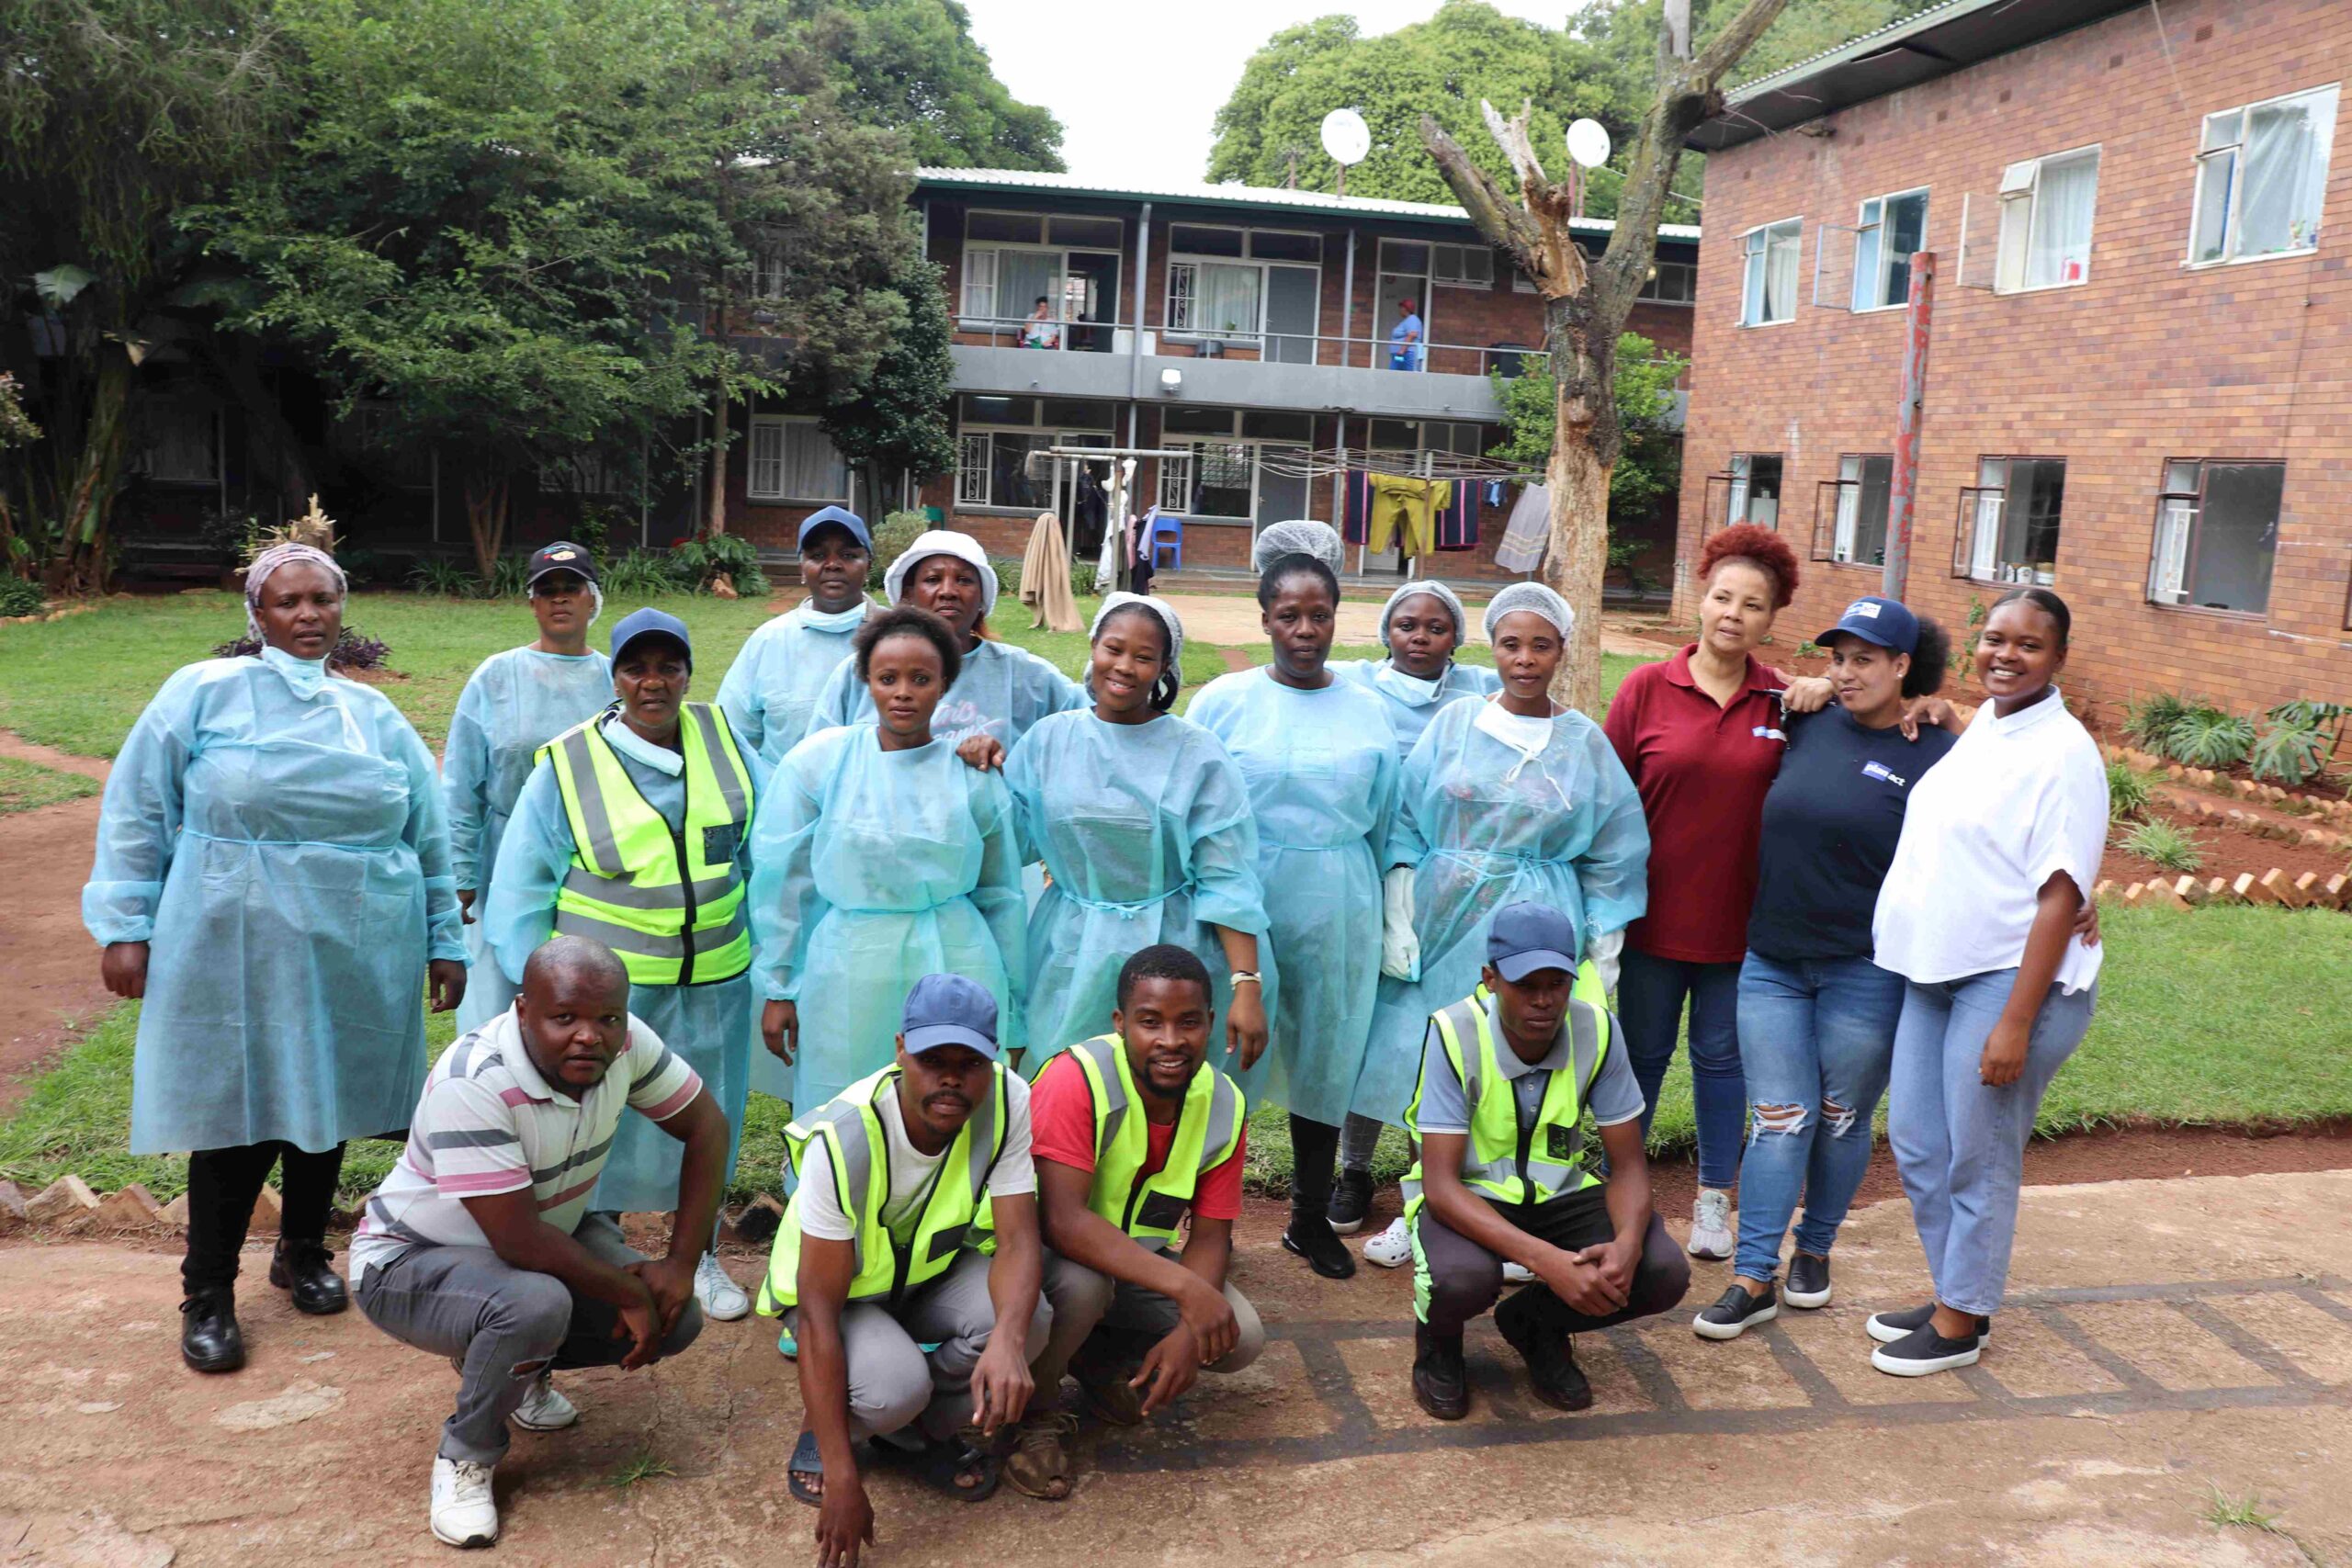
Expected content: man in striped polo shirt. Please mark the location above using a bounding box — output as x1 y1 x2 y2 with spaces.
351 936 729 1550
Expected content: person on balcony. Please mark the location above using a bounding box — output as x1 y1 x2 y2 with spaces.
1388 298 1424 371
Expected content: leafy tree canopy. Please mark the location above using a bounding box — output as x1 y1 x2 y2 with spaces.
1488 332 1684 529
788 0 1064 172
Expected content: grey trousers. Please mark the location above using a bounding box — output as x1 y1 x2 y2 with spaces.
1033 1251 1265 1393
786 1250 1053 1442
355 1213 705 1465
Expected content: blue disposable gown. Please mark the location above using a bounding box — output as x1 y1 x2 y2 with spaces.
485 719 770 1211
84 649 464 1155
442 646 612 1032
1185 669 1399 1124
1004 710 1277 1071
1335 658 1503 764
715 602 875 766
805 636 1083 751
750 723 1027 1114
1355 698 1651 1123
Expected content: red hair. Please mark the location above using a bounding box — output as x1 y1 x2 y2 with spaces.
1698 524 1800 609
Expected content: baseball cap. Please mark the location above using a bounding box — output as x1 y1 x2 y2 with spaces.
609 606 694 671
526 540 597 591
900 973 1001 1060
1487 901 1581 983
1817 594 1920 656
797 505 872 553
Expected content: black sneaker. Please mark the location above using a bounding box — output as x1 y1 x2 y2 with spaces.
180 1287 246 1373
1871 1320 1983 1377
1783 1253 1832 1309
1327 1168 1374 1235
1496 1292 1592 1411
1282 1213 1358 1280
1691 1281 1779 1341
1411 1323 1469 1421
1866 1301 1991 1344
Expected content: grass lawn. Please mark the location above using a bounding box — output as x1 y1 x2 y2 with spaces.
0 755 99 816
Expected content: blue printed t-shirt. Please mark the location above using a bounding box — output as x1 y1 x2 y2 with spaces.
1747 705 1958 962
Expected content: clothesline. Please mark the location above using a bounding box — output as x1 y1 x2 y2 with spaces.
1255 446 1544 484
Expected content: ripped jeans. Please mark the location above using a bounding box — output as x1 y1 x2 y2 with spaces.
1730 953 1906 1283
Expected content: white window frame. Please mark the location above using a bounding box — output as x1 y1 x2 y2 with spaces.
1830 453 1892 566
1163 225 1322 345
953 398 1116 511
2146 457 2284 614
1738 218 1801 326
747 415 852 506
2188 84 2340 268
1725 452 1782 528
1964 456 2065 584
959 209 1123 334
1995 146 2101 294
1851 187 1930 311
1430 242 1494 288
1155 408 1310 523
746 245 788 301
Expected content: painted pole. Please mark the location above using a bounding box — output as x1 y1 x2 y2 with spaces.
1883 250 1936 599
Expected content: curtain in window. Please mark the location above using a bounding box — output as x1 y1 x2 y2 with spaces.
2027 155 2098 287
783 423 848 502
1765 228 1799 321
1195 263 1262 338
998 251 1061 328
2240 94 2335 256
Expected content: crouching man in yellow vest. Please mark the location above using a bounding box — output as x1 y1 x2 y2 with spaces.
1405 901 1691 1421
758 973 1048 1567
1016 945 1261 1499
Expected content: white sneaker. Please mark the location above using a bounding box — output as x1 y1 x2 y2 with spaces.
1362 1216 1413 1269
695 1253 751 1322
1688 1190 1735 1260
430 1456 499 1549
1501 1261 1535 1285
511 1371 577 1431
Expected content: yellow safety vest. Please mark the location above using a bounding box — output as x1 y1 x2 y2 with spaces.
1016 1034 1244 1254
755 1062 1010 1316
539 703 754 987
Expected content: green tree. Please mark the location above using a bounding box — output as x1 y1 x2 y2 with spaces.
790 0 1064 171
820 257 957 511
1489 333 1684 531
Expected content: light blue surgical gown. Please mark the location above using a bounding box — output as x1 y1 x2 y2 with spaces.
442 645 612 1032
1335 658 1502 764
1355 698 1651 1124
805 636 1083 750
1004 710 1277 1071
84 649 463 1155
750 723 1027 1115
1185 669 1399 1125
715 600 875 766
485 715 770 1212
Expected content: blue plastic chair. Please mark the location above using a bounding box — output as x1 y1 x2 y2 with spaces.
1148 513 1184 571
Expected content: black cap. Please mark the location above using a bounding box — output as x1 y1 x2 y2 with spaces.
526 541 597 590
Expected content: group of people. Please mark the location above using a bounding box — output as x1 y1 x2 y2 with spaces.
83 506 2108 1556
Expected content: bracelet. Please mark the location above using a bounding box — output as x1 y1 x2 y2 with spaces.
1229 971 1262 988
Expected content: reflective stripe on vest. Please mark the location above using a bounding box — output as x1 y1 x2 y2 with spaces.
754 1062 1009 1316
1070 1034 1243 1253
1401 962 1611 1223
540 703 754 987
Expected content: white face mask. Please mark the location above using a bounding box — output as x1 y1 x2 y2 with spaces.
1373 662 1447 705
260 643 331 701
1473 697 1555 782
799 598 869 633
602 711 685 776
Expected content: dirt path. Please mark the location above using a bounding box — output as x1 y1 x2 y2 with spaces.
0 733 112 1113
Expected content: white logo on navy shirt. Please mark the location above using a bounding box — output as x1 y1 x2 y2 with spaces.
1862 760 1907 787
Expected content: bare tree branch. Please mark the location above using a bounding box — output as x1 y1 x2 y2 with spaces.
1692 0 1793 84
1417 112 1544 276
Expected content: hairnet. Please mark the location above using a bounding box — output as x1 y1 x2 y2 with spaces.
884 529 1000 619
1250 520 1344 577
1090 591 1187 694
1482 581 1575 643
243 543 347 642
1378 579 1468 649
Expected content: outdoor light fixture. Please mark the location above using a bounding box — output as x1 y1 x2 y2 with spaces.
1159 367 1182 395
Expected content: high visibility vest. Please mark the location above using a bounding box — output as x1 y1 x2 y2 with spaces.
1401 962 1612 1225
1027 1034 1244 1254
539 704 754 987
755 1062 1011 1316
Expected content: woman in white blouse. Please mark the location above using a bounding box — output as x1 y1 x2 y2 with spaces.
1867 588 2107 1378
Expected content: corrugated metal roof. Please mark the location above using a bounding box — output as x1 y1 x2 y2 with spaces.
913 166 1703 242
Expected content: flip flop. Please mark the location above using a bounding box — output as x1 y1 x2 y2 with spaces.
868 1426 1005 1503
788 1429 823 1508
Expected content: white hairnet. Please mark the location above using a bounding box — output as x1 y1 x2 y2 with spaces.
1090 591 1187 694
1378 579 1468 649
243 542 347 642
1482 581 1574 643
884 528 1000 619
1251 520 1345 577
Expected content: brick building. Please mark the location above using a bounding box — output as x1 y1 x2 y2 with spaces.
1677 0 2351 716
724 170 1698 589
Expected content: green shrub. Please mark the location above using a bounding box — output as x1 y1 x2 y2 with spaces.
600 548 684 600
865 510 930 592
2107 760 2155 821
2122 691 2190 752
407 557 478 597
2167 705 2256 769
670 534 768 596
2120 818 2203 873
2250 713 2329 787
1069 561 1098 598
0 576 44 617
479 554 531 599
989 556 1022 604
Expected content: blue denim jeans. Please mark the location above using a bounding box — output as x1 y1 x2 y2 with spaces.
1886 969 2098 1317
1731 953 1905 1281
1619 949 1745 1190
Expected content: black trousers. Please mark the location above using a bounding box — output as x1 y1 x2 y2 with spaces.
183 1141 345 1293
1416 1184 1691 1337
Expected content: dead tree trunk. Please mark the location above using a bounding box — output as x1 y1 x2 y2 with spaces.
1419 0 1790 714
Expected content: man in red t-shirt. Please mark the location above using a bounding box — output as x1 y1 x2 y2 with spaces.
1029 945 1262 1438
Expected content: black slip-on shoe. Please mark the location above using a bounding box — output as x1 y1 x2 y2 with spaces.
268 1237 350 1316
1282 1214 1358 1280
1327 1168 1374 1235
1866 1301 1991 1344
1692 1281 1780 1341
1497 1292 1592 1411
1783 1253 1832 1309
1411 1324 1469 1421
1871 1321 1984 1377
181 1288 246 1373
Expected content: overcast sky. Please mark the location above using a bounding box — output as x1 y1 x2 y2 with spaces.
961 0 1596 187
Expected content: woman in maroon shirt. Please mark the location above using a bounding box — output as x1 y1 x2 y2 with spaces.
1603 525 1826 1262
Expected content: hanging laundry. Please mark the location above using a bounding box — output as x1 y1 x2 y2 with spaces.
1364 474 1451 558
1496 481 1550 573
1433 478 1477 552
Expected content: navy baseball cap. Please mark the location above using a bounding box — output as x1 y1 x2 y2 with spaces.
798 505 872 553
1818 595 1920 656
609 606 693 671
526 540 597 590
901 973 1001 1060
1487 901 1581 983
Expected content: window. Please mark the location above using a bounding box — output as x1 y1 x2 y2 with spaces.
1154 408 1311 522
1824 454 1893 566
953 397 1114 510
960 210 1124 340
1740 220 1800 325
1852 189 1928 310
1165 227 1321 354
1960 457 2065 583
1430 243 1493 288
1996 149 2099 292
129 392 220 484
2192 85 2338 265
1725 454 1782 528
2149 459 2284 614
746 245 788 300
747 417 850 504
1638 259 1698 304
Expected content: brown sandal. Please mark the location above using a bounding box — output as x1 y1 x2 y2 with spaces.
1002 1410 1080 1501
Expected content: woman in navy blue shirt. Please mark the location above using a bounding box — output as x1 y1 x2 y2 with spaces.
1694 596 1957 1339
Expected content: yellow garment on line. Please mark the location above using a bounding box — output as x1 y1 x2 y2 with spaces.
1367 474 1452 558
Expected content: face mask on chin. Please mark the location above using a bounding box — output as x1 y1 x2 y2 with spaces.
1373 661 1447 705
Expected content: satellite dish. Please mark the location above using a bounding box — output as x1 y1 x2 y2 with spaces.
1566 118 1612 170
1320 108 1371 167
